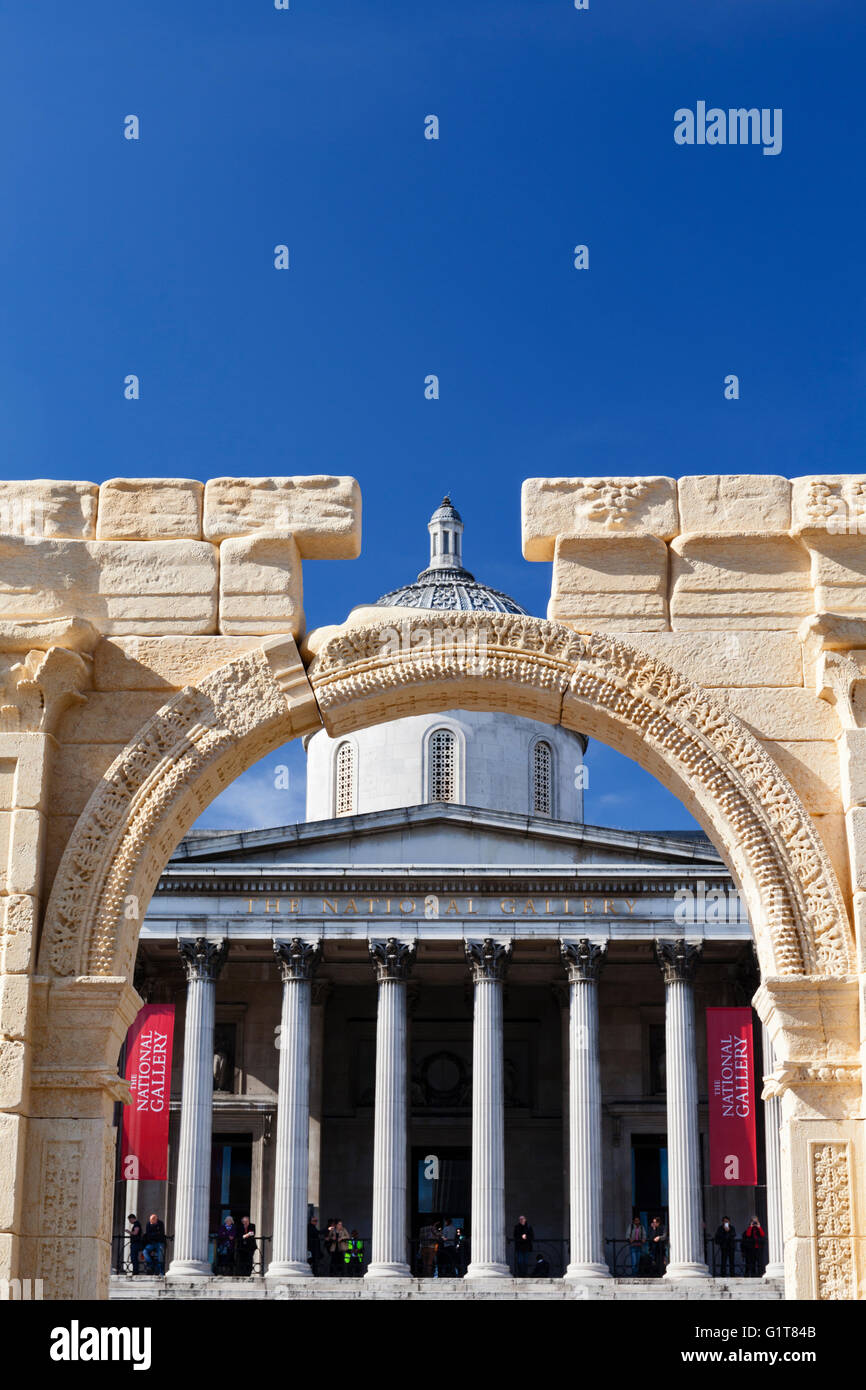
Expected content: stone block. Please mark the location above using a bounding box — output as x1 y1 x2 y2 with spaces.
618 631 803 688
670 535 813 630
0 481 97 540
759 740 840 815
219 535 304 636
845 807 866 893
792 475 866 536
0 976 29 1041
549 535 668 631
5 810 46 897
0 1040 26 1110
204 476 361 558
50 745 126 817
715 688 839 741
677 474 791 535
0 896 37 975
0 1114 25 1232
92 635 266 691
812 812 850 904
0 538 219 636
522 477 678 560
839 731 866 812
807 533 866 615
0 735 50 811
96 478 203 540
54 691 170 745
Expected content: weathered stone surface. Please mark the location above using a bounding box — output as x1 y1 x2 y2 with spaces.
845 808 866 894
614 631 803 688
50 744 127 816
93 635 266 690
97 478 203 540
219 536 304 637
0 482 97 540
1 810 45 897
792 476 866 536
522 477 678 559
53 692 168 745
0 897 37 975
758 740 840 815
0 735 51 812
812 812 851 905
0 538 219 636
839 731 866 813
204 476 361 558
670 535 812 630
807 534 866 615
0 976 29 1041
715 688 839 741
549 536 668 631
677 475 790 535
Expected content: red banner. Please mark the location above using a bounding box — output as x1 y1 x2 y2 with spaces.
706 1007 758 1186
121 1004 175 1181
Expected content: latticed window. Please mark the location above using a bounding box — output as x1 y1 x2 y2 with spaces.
335 742 356 816
533 741 552 816
429 729 456 802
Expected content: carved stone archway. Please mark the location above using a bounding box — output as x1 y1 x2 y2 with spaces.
26 612 864 1300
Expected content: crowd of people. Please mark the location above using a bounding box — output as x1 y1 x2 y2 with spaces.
124 1211 258 1276
307 1217 365 1275
625 1213 768 1277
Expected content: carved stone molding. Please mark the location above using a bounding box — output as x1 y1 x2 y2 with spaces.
561 938 607 982
812 1143 855 1300
655 939 702 984
308 612 852 978
369 937 415 982
39 637 320 979
0 646 90 736
178 937 227 983
466 937 511 983
274 938 320 982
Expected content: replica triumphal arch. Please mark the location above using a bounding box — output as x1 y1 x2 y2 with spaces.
1 472 864 1298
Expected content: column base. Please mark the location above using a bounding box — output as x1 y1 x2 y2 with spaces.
465 1262 510 1279
564 1262 612 1280
365 1262 411 1279
664 1262 711 1280
266 1261 314 1280
167 1260 211 1279
763 1263 784 1280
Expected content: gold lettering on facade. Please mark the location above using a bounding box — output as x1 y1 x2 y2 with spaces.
583 900 595 914
603 899 614 914
264 898 281 913
445 899 459 915
500 898 515 914
343 898 358 914
522 899 536 915
467 899 477 914
399 898 415 914
625 899 636 914
322 898 338 914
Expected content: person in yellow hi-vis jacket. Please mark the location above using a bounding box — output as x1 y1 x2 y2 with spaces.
344 1230 365 1276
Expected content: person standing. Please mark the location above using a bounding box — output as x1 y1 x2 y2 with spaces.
742 1216 766 1276
439 1217 457 1276
513 1215 534 1277
715 1217 736 1277
308 1215 322 1275
648 1216 667 1276
127 1214 143 1276
216 1214 237 1274
237 1215 257 1276
142 1213 166 1276
344 1230 364 1276
626 1215 646 1275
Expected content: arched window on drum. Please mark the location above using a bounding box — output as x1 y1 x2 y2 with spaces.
428 729 456 803
532 739 553 817
334 741 356 817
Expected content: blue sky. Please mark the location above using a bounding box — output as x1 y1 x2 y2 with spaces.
1 0 863 833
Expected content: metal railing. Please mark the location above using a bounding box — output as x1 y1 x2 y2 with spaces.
506 1237 567 1277
114 1232 271 1277
606 1236 768 1278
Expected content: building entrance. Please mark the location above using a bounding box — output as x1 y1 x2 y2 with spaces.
411 1146 470 1277
209 1133 253 1235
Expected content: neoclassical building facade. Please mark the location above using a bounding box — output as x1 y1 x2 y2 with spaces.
0 472 863 1300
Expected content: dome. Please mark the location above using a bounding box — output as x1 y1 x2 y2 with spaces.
373 497 528 615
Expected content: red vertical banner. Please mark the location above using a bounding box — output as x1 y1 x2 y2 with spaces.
706 1007 758 1186
121 1004 175 1181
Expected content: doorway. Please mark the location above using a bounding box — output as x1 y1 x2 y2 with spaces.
209 1132 253 1234
411 1146 470 1277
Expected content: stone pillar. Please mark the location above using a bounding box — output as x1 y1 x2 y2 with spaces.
761 1024 784 1279
562 940 610 1279
168 937 227 1278
465 938 511 1279
267 939 320 1280
365 938 415 1279
308 980 330 1213
655 940 710 1279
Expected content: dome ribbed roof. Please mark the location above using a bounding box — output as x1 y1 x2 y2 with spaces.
373 497 528 615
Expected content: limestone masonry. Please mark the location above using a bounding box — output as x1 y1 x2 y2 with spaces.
0 473 864 1301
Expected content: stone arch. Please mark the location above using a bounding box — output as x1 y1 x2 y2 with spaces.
39 611 854 984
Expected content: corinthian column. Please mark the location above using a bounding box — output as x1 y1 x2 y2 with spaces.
365 938 415 1279
168 937 227 1278
562 940 610 1279
762 1025 784 1279
267 939 320 1280
655 940 710 1279
465 938 511 1279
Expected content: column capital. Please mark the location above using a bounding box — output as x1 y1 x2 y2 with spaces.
274 938 321 982
370 937 415 982
465 937 511 983
561 938 607 982
178 936 227 983
655 938 702 984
